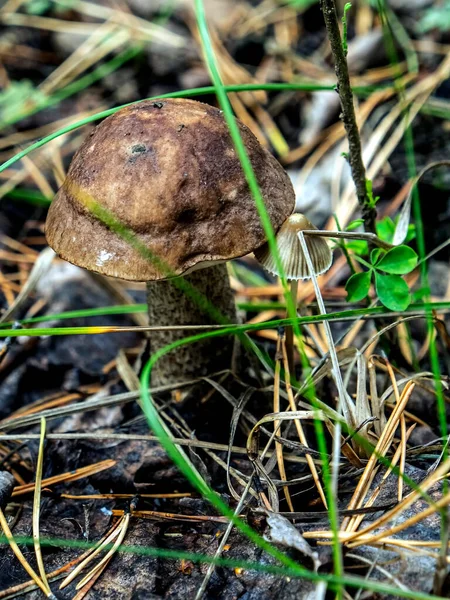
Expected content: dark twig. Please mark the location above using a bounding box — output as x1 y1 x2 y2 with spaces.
320 0 377 234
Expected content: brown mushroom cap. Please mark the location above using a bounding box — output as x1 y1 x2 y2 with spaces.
46 98 295 281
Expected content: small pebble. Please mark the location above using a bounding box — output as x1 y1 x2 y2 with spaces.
0 471 15 509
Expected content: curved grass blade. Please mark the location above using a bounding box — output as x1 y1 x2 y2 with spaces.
0 83 339 176
32 417 51 595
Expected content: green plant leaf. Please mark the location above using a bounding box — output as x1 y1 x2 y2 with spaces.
370 248 383 265
412 286 430 302
377 216 416 244
346 240 368 256
365 178 380 208
376 216 395 242
404 223 416 243
345 219 364 232
345 271 372 302
375 273 411 311
341 3 352 56
376 246 418 274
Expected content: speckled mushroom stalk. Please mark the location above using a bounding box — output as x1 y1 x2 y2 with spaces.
45 98 295 387
146 264 237 385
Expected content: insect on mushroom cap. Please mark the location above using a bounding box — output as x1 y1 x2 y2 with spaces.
254 213 333 280
45 98 295 282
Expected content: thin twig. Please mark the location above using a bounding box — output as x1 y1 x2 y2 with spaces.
320 0 376 233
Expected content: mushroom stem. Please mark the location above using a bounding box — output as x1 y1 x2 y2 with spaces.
146 264 238 386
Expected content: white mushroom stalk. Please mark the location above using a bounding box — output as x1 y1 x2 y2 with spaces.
297 229 359 500
254 212 358 449
256 212 359 501
255 213 333 374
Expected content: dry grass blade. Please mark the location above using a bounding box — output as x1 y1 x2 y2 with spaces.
7 389 98 420
247 409 325 455
341 380 415 533
64 0 185 46
111 509 229 523
39 22 124 95
0 247 55 324
336 53 450 226
273 333 294 511
344 452 450 547
393 159 450 246
61 492 192 500
246 407 326 512
354 353 372 450
225 388 256 502
368 356 384 437
0 534 121 599
297 232 356 432
59 517 124 589
0 508 55 599
345 424 416 535
116 348 141 392
280 337 328 508
71 563 106 600
0 378 221 432
346 552 411 593
0 432 309 465
32 417 50 595
346 487 450 551
20 154 54 198
71 498 138 592
12 459 116 497
75 512 131 590
398 413 407 502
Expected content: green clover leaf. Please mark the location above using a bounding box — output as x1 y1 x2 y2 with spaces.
374 272 411 311
376 246 418 275
345 271 372 302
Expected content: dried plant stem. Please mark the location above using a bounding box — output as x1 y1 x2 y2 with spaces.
0 508 55 599
320 0 376 234
60 518 124 589
32 417 50 594
75 513 131 590
281 340 328 508
341 381 414 533
274 333 295 511
301 229 391 249
296 230 345 594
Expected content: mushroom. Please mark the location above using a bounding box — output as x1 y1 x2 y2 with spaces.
254 213 333 371
45 98 295 386
254 213 333 280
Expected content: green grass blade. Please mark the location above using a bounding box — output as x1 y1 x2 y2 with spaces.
0 83 382 176
0 533 447 599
